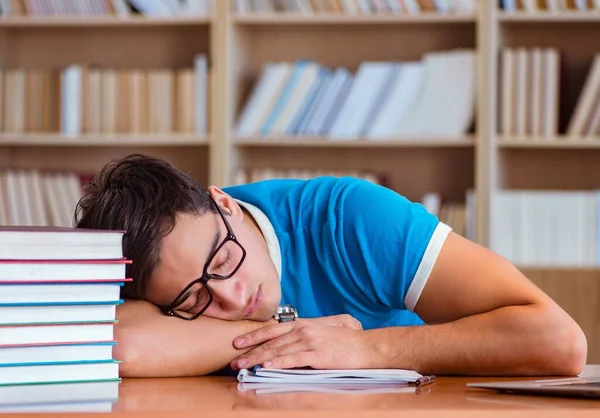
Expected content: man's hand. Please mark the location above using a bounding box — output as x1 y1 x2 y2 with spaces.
230 318 369 370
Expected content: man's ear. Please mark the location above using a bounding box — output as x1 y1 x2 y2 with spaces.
207 185 244 220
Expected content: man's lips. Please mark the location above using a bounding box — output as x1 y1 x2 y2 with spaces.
243 285 262 317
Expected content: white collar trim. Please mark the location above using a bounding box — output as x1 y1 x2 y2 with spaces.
234 198 282 282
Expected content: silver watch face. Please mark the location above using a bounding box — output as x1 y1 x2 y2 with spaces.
275 305 297 321
279 306 295 314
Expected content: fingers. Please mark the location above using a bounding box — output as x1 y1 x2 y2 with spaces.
231 331 300 369
233 340 312 370
233 322 295 349
261 351 315 370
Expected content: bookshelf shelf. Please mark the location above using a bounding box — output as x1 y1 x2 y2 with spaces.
498 137 600 148
232 13 475 25
0 16 212 28
0 134 209 147
235 137 475 148
485 3 600 362
498 12 600 22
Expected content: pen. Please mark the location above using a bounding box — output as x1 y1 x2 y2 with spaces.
415 375 437 387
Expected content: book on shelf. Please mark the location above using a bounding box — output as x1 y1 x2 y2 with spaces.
0 169 99 228
0 0 211 18
0 226 127 391
490 189 600 267
499 47 561 139
0 55 209 136
234 0 478 15
567 54 600 138
421 190 474 241
234 49 476 141
500 48 600 140
499 0 600 12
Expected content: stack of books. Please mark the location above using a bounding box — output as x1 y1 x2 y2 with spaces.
0 226 129 412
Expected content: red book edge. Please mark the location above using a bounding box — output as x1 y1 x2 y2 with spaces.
0 278 133 284
0 259 132 264
0 226 126 234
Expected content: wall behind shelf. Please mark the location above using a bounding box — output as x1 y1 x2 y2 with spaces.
0 145 209 185
0 26 211 69
236 145 474 203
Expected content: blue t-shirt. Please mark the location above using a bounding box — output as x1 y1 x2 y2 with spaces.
223 176 451 330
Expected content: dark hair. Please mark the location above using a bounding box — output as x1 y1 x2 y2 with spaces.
74 153 217 300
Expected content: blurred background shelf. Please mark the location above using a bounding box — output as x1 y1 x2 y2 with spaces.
0 0 599 361
498 137 600 148
498 11 600 22
235 136 475 148
0 134 209 146
493 0 600 362
0 16 211 27
232 13 476 24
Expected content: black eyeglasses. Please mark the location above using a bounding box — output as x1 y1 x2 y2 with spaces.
158 197 247 320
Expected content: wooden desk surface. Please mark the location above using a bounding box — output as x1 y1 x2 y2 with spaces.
4 366 600 418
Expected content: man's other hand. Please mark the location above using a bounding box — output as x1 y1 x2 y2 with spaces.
229 317 370 371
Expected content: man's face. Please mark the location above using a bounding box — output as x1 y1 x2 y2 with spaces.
146 188 282 322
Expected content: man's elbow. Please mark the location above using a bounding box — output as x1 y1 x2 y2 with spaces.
538 306 588 376
113 329 144 378
112 326 176 378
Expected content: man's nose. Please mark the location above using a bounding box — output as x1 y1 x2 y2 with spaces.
208 279 245 311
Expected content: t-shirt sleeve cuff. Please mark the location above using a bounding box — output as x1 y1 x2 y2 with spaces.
404 222 452 312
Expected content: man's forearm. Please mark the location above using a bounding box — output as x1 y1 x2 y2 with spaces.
114 300 274 377
363 303 587 376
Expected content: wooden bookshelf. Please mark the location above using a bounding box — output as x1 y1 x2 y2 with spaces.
498 11 600 22
222 1 477 218
499 136 600 148
235 136 475 148
0 134 208 146
0 2 214 187
0 16 211 27
490 1 600 362
1 0 600 361
232 13 476 25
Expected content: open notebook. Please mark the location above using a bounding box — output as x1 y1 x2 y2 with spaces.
237 366 428 386
237 382 417 395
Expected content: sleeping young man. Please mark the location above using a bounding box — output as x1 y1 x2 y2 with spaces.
74 154 587 377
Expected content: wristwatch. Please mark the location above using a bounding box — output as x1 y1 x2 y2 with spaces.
273 304 298 323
